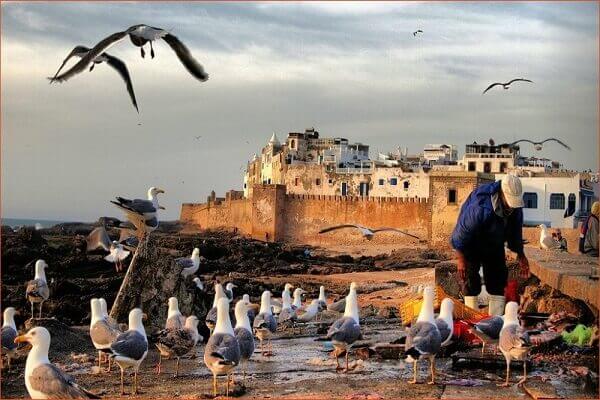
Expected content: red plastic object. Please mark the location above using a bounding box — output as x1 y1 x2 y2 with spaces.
453 320 482 344
504 279 519 303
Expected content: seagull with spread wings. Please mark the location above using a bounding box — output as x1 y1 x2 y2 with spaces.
502 138 571 151
413 29 423 36
482 78 533 94
48 24 208 87
49 45 139 112
318 224 420 240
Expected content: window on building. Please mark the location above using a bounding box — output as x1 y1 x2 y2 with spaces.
403 181 410 190
316 178 321 186
523 192 538 209
378 178 384 186
328 179 333 185
243 183 247 189
468 161 476 172
549 193 565 209
267 178 271 184
294 177 299 186
290 139 295 149
390 178 398 186
448 189 457 204
499 162 508 173
483 162 491 173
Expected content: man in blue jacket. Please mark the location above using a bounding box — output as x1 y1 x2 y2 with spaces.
450 174 530 316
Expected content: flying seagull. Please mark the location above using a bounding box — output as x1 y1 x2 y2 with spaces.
318 224 420 240
49 45 139 112
86 227 131 272
49 24 208 84
482 78 533 94
413 29 423 36
504 138 571 151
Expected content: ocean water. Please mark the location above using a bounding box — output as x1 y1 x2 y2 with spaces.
1 218 69 229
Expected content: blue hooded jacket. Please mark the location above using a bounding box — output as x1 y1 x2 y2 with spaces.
450 181 524 256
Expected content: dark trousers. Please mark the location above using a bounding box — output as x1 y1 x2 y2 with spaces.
464 247 507 296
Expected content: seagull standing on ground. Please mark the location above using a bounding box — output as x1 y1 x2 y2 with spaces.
86 227 131 272
204 298 240 398
435 298 454 347
111 187 165 241
468 315 504 354
234 300 255 383
296 299 320 323
319 224 420 240
177 248 201 278
49 24 209 84
155 316 201 377
327 282 361 373
278 287 297 324
291 288 305 311
99 298 121 331
243 294 257 327
26 260 50 319
224 283 237 303
206 284 227 334
108 308 148 395
165 297 186 330
1 307 19 371
317 286 328 310
271 283 293 314
253 291 277 356
498 302 531 387
539 224 560 251
192 277 205 292
89 299 121 372
49 45 139 112
327 282 358 313
15 327 100 399
482 78 533 94
404 286 442 384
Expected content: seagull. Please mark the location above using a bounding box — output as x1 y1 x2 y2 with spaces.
498 302 531 387
155 316 201 377
482 78 533 94
538 224 561 251
318 224 420 240
86 227 131 272
165 297 186 330
206 284 227 334
111 187 165 241
326 282 361 373
176 248 201 278
467 315 504 354
505 138 571 151
277 289 297 325
204 297 240 398
108 308 148 395
413 29 423 36
192 277 205 292
405 286 442 384
1 307 19 371
435 298 454 347
48 45 139 112
242 294 257 327
271 283 293 314
15 327 100 399
99 298 122 332
327 282 358 313
233 300 255 383
478 267 490 307
89 299 121 372
49 24 208 84
296 299 320 323
253 291 277 356
317 286 328 310
26 260 50 319
224 283 237 303
291 288 305 311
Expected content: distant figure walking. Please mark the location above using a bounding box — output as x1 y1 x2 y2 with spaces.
580 201 599 257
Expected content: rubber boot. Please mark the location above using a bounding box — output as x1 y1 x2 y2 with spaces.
464 296 478 310
488 294 506 316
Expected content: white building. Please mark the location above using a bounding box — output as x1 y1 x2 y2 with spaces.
496 172 594 228
423 144 458 165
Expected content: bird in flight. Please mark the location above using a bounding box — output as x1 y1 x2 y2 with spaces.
482 78 533 94
501 138 571 151
194 135 202 140
48 24 208 100
49 45 139 112
413 29 423 36
318 224 420 240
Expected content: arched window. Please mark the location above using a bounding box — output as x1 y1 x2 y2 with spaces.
549 193 565 209
523 192 538 209
290 139 296 149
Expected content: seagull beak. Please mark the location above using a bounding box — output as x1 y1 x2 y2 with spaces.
14 334 30 344
159 206 166 210
156 189 165 194
142 313 148 321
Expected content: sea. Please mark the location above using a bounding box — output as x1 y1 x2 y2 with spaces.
1 218 70 230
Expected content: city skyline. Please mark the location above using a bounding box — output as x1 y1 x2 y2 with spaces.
2 2 598 221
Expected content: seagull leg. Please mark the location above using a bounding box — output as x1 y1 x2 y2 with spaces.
174 358 180 378
344 350 350 373
39 301 43 319
498 359 511 387
31 302 34 320
212 373 217 397
89 63 95 72
120 367 125 395
98 351 103 370
428 357 436 385
517 360 527 387
156 354 162 374
150 41 155 58
140 46 145 58
133 370 139 395
335 352 342 372
106 356 112 373
409 360 418 384
226 373 230 398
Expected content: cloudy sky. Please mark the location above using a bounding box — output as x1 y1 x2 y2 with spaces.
1 1 598 221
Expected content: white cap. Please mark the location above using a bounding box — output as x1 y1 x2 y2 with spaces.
501 174 524 208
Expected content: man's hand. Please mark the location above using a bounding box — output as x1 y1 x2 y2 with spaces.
517 253 530 279
456 252 467 284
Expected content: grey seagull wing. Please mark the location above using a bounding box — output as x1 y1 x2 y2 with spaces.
507 78 533 85
104 52 139 112
482 82 503 94
49 45 90 82
540 138 571 150
319 224 362 234
29 363 100 399
86 227 112 252
162 33 209 82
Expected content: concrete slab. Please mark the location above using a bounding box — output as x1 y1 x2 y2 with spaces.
525 248 598 308
522 380 561 399
441 382 526 399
